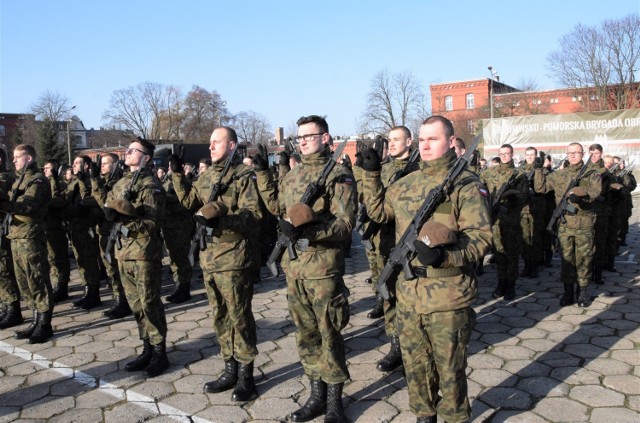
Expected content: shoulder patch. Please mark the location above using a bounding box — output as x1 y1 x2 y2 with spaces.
479 187 489 197
336 175 354 185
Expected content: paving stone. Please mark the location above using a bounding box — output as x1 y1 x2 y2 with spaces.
467 352 504 369
590 407 640 423
502 359 552 378
195 404 250 422
343 398 399 422
489 345 535 360
20 395 75 419
611 349 640 366
585 357 632 375
570 384 625 407
468 369 515 387
476 386 532 409
603 374 640 394
517 376 569 397
550 366 601 385
75 388 124 409
490 410 548 422
533 397 589 422
104 401 156 422
48 407 104 423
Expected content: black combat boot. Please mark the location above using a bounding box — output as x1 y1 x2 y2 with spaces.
544 249 553 267
593 267 604 285
528 263 539 279
377 336 403 372
520 263 531 277
0 301 23 330
125 339 153 372
367 294 384 319
324 383 345 423
72 286 89 307
0 302 6 322
80 285 102 310
503 280 516 300
104 284 131 319
165 283 191 304
231 361 257 401
28 310 54 344
204 359 238 393
52 280 69 302
144 341 170 377
416 415 437 423
560 283 575 306
14 309 36 338
492 279 506 299
604 257 617 272
291 379 327 422
576 286 589 307
475 259 484 276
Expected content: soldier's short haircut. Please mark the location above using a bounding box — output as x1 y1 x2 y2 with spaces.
491 156 500 164
500 144 514 153
390 125 412 140
296 115 329 134
525 146 538 155
134 138 156 157
77 154 92 166
45 158 60 168
15 144 36 159
568 142 584 153
589 143 603 152
104 153 119 163
199 158 212 166
218 126 238 143
422 115 454 138
455 137 465 150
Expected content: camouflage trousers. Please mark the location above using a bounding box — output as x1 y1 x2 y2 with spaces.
69 225 101 289
0 244 19 303
162 226 194 286
593 213 609 268
203 269 258 364
98 229 121 285
46 225 70 286
492 219 522 281
558 225 594 288
607 212 622 261
397 306 475 423
372 251 397 337
119 259 167 345
287 275 350 384
520 210 543 264
12 235 54 312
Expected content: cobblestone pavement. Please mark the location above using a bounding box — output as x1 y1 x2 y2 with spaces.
1 198 639 423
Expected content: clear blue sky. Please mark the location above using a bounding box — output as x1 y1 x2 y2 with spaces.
1 0 638 137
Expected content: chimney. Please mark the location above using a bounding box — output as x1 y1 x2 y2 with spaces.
275 127 284 144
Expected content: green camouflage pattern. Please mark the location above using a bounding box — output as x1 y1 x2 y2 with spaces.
160 177 194 286
518 163 546 265
480 161 528 281
46 176 70 287
0 170 18 304
589 160 613 268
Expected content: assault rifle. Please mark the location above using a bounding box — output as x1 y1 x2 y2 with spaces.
0 169 27 249
104 155 150 264
187 142 239 266
546 155 592 234
376 134 481 300
359 148 420 251
490 171 521 222
266 141 348 277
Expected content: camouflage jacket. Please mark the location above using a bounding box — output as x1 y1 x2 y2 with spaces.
363 148 492 313
534 161 602 229
96 167 165 261
88 172 123 235
256 150 356 280
64 174 98 231
172 160 261 271
518 162 547 216
161 175 195 229
45 175 67 229
588 159 613 216
6 163 51 240
480 160 528 225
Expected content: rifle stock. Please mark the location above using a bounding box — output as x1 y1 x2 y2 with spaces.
545 155 592 234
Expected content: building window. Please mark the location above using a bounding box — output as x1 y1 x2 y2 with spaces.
467 120 475 133
445 95 453 111
550 98 559 104
0 125 4 137
466 93 475 109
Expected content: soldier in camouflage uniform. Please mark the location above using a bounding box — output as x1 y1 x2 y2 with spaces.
97 139 169 377
171 127 260 401
534 143 601 307
518 147 546 278
255 115 355 423
65 155 103 310
88 153 131 319
480 144 528 300
355 125 418 373
587 144 613 284
1 144 54 343
614 157 636 247
160 163 195 304
43 160 71 303
603 155 624 271
363 116 492 423
0 148 21 329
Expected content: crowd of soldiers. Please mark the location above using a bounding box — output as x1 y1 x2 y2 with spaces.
0 114 636 423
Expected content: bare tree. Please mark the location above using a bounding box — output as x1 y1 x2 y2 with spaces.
181 86 231 143
547 13 640 111
359 69 424 135
30 90 74 122
233 111 272 146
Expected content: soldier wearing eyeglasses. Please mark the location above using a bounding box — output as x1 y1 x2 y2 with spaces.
95 139 169 377
255 115 355 423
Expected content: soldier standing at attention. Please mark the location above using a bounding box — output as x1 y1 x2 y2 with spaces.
171 127 261 401
519 147 545 278
534 143 601 307
43 160 71 303
98 139 169 377
0 148 21 329
588 143 613 284
363 116 492 423
88 153 131 319
255 115 355 423
1 144 55 343
480 144 528 300
355 125 418 373
65 155 103 310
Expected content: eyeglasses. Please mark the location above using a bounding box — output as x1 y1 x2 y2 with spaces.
126 147 147 155
567 151 583 156
295 133 325 142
